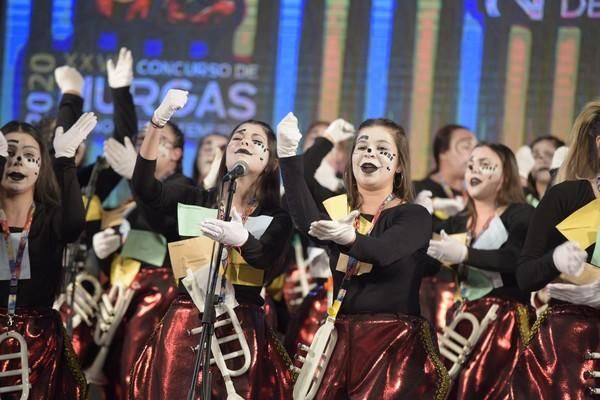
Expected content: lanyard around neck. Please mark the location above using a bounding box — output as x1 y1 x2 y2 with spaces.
1 204 35 322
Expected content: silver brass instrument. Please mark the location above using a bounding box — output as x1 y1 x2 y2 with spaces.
54 272 102 329
0 330 31 399
84 284 135 385
185 269 250 400
292 315 338 400
585 350 600 396
439 304 499 379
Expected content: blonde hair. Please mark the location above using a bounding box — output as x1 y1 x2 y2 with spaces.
556 100 600 184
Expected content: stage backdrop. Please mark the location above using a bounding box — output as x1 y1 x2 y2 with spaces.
2 0 600 178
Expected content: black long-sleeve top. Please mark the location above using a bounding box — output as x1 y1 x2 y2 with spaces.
77 87 138 201
131 155 293 306
517 180 597 292
303 137 344 207
280 154 432 316
433 204 534 303
0 157 86 308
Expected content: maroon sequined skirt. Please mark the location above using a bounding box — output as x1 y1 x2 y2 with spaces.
446 297 534 400
58 303 97 367
314 313 450 400
103 267 178 400
419 272 458 335
284 284 328 357
129 294 293 399
0 308 86 400
502 304 600 400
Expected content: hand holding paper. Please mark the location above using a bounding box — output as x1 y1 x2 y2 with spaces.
309 210 359 246
201 208 249 247
552 241 587 276
427 230 468 265
547 279 600 309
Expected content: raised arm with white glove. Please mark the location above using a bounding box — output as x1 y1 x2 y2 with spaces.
432 196 464 217
104 136 137 179
552 240 587 276
202 147 223 190
93 228 121 260
55 65 84 95
547 280 600 309
106 47 133 89
151 89 188 127
276 112 302 158
53 112 97 158
308 210 359 246
323 118 355 144
200 208 249 247
427 230 468 265
515 145 534 180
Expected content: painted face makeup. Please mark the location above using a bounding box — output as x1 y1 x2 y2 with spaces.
225 123 269 175
351 126 400 191
2 133 42 194
465 146 503 201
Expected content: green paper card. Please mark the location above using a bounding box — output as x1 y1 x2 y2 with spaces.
177 203 219 237
591 228 600 268
121 230 167 267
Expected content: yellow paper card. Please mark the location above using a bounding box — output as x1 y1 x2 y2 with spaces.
556 199 600 249
82 195 102 222
227 249 264 286
110 256 141 287
323 194 349 220
168 236 216 279
101 201 136 229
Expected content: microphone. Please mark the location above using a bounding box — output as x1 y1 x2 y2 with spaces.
222 160 248 182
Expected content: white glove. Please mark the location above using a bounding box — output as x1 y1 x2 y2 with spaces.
200 208 249 247
0 130 7 158
552 241 587 276
324 118 355 144
54 65 84 95
276 112 302 158
308 210 359 246
547 279 600 309
414 190 433 214
93 228 121 260
53 112 97 158
202 148 222 190
550 146 569 170
515 145 534 179
427 230 468 265
104 137 137 179
66 278 99 327
152 89 189 127
432 196 464 217
106 47 134 88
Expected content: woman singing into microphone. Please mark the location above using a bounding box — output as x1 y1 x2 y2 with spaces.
0 113 96 399
277 113 449 399
129 90 293 399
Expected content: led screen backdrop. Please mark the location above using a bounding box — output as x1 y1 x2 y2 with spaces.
2 0 600 178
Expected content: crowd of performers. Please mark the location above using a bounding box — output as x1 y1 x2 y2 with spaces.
0 47 599 400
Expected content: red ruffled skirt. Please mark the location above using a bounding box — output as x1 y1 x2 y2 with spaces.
314 313 450 400
419 272 458 336
0 308 86 400
103 267 178 400
445 297 534 400
129 294 293 399
502 304 600 400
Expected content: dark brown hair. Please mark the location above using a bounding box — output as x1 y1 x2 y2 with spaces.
344 118 414 209
465 143 525 231
216 120 280 211
192 133 228 183
0 121 61 207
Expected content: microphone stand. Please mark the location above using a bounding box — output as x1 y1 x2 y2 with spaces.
66 156 105 335
188 177 237 400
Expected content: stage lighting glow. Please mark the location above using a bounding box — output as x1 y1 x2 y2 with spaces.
51 0 74 51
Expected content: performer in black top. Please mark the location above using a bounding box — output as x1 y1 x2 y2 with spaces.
129 90 293 399
523 135 565 207
505 100 600 399
414 124 477 339
425 143 534 399
0 113 96 399
278 113 449 399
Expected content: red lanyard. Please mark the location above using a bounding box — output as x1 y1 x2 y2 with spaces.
1 204 35 322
